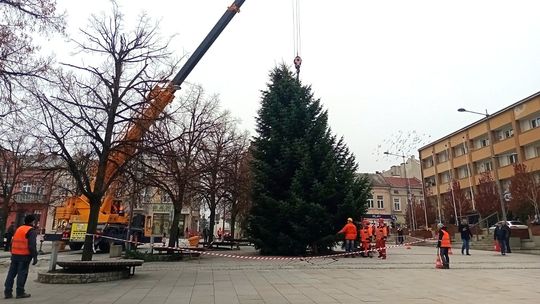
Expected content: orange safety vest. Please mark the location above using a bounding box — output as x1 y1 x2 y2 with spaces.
375 225 388 240
11 225 32 256
360 227 371 242
339 223 358 240
440 230 451 248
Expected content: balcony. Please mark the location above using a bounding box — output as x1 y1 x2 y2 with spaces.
493 138 515 155
519 127 540 146
422 166 435 177
12 192 47 204
497 165 515 180
452 154 467 167
471 146 491 161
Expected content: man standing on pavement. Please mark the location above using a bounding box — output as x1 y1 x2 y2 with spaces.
502 221 512 253
337 217 357 257
458 219 473 255
494 222 507 256
437 223 452 269
375 218 388 259
5 222 15 252
4 214 38 299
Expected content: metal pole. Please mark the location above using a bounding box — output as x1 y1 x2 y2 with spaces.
402 155 415 231
463 137 476 210
447 146 459 226
485 115 508 221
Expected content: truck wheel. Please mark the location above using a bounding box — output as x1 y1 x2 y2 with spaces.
69 243 83 251
98 241 110 253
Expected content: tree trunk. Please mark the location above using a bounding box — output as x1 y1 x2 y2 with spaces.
81 200 101 261
230 211 236 239
168 205 182 248
208 206 216 243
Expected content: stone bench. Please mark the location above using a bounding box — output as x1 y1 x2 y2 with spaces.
56 259 144 276
152 247 202 258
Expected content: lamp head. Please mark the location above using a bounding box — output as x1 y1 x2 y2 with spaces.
383 151 389 155
457 108 466 112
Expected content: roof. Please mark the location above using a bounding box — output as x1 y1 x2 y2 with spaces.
362 173 422 189
383 176 422 189
418 90 540 151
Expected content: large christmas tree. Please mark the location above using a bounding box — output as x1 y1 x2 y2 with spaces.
248 65 370 255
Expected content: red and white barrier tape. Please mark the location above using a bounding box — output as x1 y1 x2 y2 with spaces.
87 233 430 261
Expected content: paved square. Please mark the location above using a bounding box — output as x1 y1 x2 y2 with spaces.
1 245 539 304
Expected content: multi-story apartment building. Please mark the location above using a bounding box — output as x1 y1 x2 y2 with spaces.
419 91 540 220
365 173 423 227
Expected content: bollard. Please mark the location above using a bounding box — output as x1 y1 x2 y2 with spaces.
48 241 60 272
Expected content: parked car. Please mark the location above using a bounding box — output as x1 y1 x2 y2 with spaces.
488 221 528 233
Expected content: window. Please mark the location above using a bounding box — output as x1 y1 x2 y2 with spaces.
496 128 514 141
531 117 540 129
437 151 448 163
499 153 518 167
453 144 466 157
423 157 434 168
161 193 171 203
424 176 436 187
440 171 450 183
367 198 374 209
393 190 399 194
476 160 493 173
474 137 490 149
524 142 540 160
21 182 31 193
457 166 469 179
376 195 384 209
393 198 401 211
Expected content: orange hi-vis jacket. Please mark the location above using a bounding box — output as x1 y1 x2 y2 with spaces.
11 225 32 256
339 223 358 240
440 230 452 248
375 224 388 241
360 227 372 242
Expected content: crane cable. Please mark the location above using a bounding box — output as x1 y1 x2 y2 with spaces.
292 0 302 80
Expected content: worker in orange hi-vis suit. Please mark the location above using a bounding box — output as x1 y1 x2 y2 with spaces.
337 218 358 257
359 220 372 258
375 218 389 259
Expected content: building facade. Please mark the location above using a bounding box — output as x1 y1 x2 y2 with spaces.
419 91 540 221
365 173 423 228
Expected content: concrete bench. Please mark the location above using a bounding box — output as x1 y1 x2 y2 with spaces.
56 259 144 276
152 247 202 258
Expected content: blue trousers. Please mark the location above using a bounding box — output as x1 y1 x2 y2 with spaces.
461 238 470 254
498 239 507 255
344 240 354 253
4 255 31 296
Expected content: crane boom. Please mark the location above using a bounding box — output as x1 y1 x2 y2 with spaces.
55 0 247 238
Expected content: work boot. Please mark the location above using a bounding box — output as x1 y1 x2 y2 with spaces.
16 293 31 299
4 293 12 299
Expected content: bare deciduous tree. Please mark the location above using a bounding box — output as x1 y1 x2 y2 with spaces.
29 2 176 260
140 85 219 248
0 0 65 117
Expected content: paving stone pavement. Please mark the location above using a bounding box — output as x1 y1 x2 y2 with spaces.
0 245 539 304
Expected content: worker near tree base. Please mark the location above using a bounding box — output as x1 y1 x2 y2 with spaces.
437 223 452 269
338 217 357 257
4 214 38 299
359 220 372 258
375 218 388 259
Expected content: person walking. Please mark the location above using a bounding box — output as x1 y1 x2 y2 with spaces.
337 218 358 257
502 222 512 253
437 223 452 269
4 215 38 299
4 222 15 252
493 222 508 256
374 218 389 259
458 219 473 255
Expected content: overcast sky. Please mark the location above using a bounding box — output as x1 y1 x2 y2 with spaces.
53 0 540 173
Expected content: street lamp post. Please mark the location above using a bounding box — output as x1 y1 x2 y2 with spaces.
457 108 508 221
